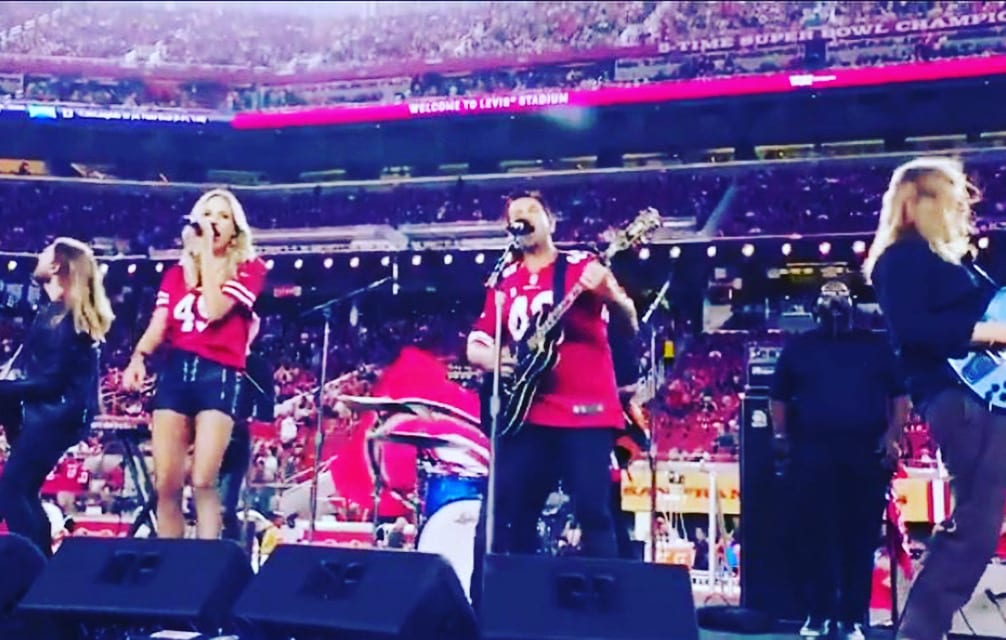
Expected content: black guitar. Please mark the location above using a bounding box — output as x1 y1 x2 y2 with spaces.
497 208 661 438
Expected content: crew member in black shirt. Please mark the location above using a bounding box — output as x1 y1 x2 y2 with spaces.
867 157 1006 640
771 280 909 640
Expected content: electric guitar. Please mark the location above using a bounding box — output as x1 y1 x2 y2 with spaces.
614 383 654 469
498 208 662 437
948 264 1006 408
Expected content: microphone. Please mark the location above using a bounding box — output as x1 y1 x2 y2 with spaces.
507 220 533 236
185 221 219 238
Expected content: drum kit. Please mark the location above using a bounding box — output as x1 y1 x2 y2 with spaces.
338 394 577 600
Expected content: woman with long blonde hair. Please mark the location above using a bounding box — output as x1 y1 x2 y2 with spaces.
868 157 1006 640
0 237 114 556
123 188 267 539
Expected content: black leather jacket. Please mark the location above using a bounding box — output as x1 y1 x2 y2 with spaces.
0 299 99 437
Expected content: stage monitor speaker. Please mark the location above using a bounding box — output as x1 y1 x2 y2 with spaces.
17 537 252 632
480 553 698 640
0 533 46 613
740 392 804 623
232 544 477 640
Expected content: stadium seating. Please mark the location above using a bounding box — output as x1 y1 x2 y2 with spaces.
0 2 1003 110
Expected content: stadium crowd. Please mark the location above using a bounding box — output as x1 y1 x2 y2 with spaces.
0 2 1004 111
1 149 1006 254
0 169 729 252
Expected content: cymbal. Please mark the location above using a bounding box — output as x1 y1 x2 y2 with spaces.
337 394 480 427
371 432 464 450
337 395 418 413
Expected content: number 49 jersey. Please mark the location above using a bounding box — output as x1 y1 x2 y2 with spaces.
469 250 622 429
155 258 267 370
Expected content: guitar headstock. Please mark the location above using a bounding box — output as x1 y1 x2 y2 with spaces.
603 207 662 261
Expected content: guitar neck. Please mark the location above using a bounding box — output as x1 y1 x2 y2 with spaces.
530 252 615 347
538 281 586 335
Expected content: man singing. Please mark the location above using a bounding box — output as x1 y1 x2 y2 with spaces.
466 191 638 611
0 238 114 556
770 280 909 639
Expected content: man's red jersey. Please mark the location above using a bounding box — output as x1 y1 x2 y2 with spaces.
469 250 622 429
155 258 267 370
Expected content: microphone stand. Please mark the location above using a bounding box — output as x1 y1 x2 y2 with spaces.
640 276 671 563
483 237 520 571
300 276 392 542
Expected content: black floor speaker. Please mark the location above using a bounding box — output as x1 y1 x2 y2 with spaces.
740 393 804 622
232 544 477 640
480 553 699 640
17 537 252 632
0 533 46 615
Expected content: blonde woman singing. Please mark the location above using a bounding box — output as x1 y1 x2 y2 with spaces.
123 188 266 539
0 238 114 556
866 157 1006 640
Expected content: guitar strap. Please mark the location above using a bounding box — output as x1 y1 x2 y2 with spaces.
966 258 997 287
552 251 567 323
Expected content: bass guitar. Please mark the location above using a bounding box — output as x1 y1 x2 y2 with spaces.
498 208 661 437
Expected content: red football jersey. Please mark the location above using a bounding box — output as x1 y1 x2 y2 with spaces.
469 250 622 429
155 258 267 370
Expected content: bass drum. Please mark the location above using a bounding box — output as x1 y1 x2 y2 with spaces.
416 498 481 602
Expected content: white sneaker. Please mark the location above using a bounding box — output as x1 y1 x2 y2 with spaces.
799 617 830 638
841 622 865 640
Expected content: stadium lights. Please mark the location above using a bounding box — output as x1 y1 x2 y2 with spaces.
293 258 303 270
781 242 792 256
99 263 109 275
669 246 681 259
852 240 867 255
127 264 137 275
475 253 485 264
706 246 717 258
265 259 275 270
350 256 361 268
379 256 389 268
323 257 334 269
155 262 164 273
741 243 755 258
818 241 831 256
5 260 14 271
412 255 422 266
444 254 454 265
978 236 990 250
638 247 650 261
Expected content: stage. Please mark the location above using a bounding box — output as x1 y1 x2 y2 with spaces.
701 632 890 639
702 630 998 639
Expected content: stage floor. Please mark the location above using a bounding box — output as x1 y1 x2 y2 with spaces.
701 631 893 639
701 631 992 639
